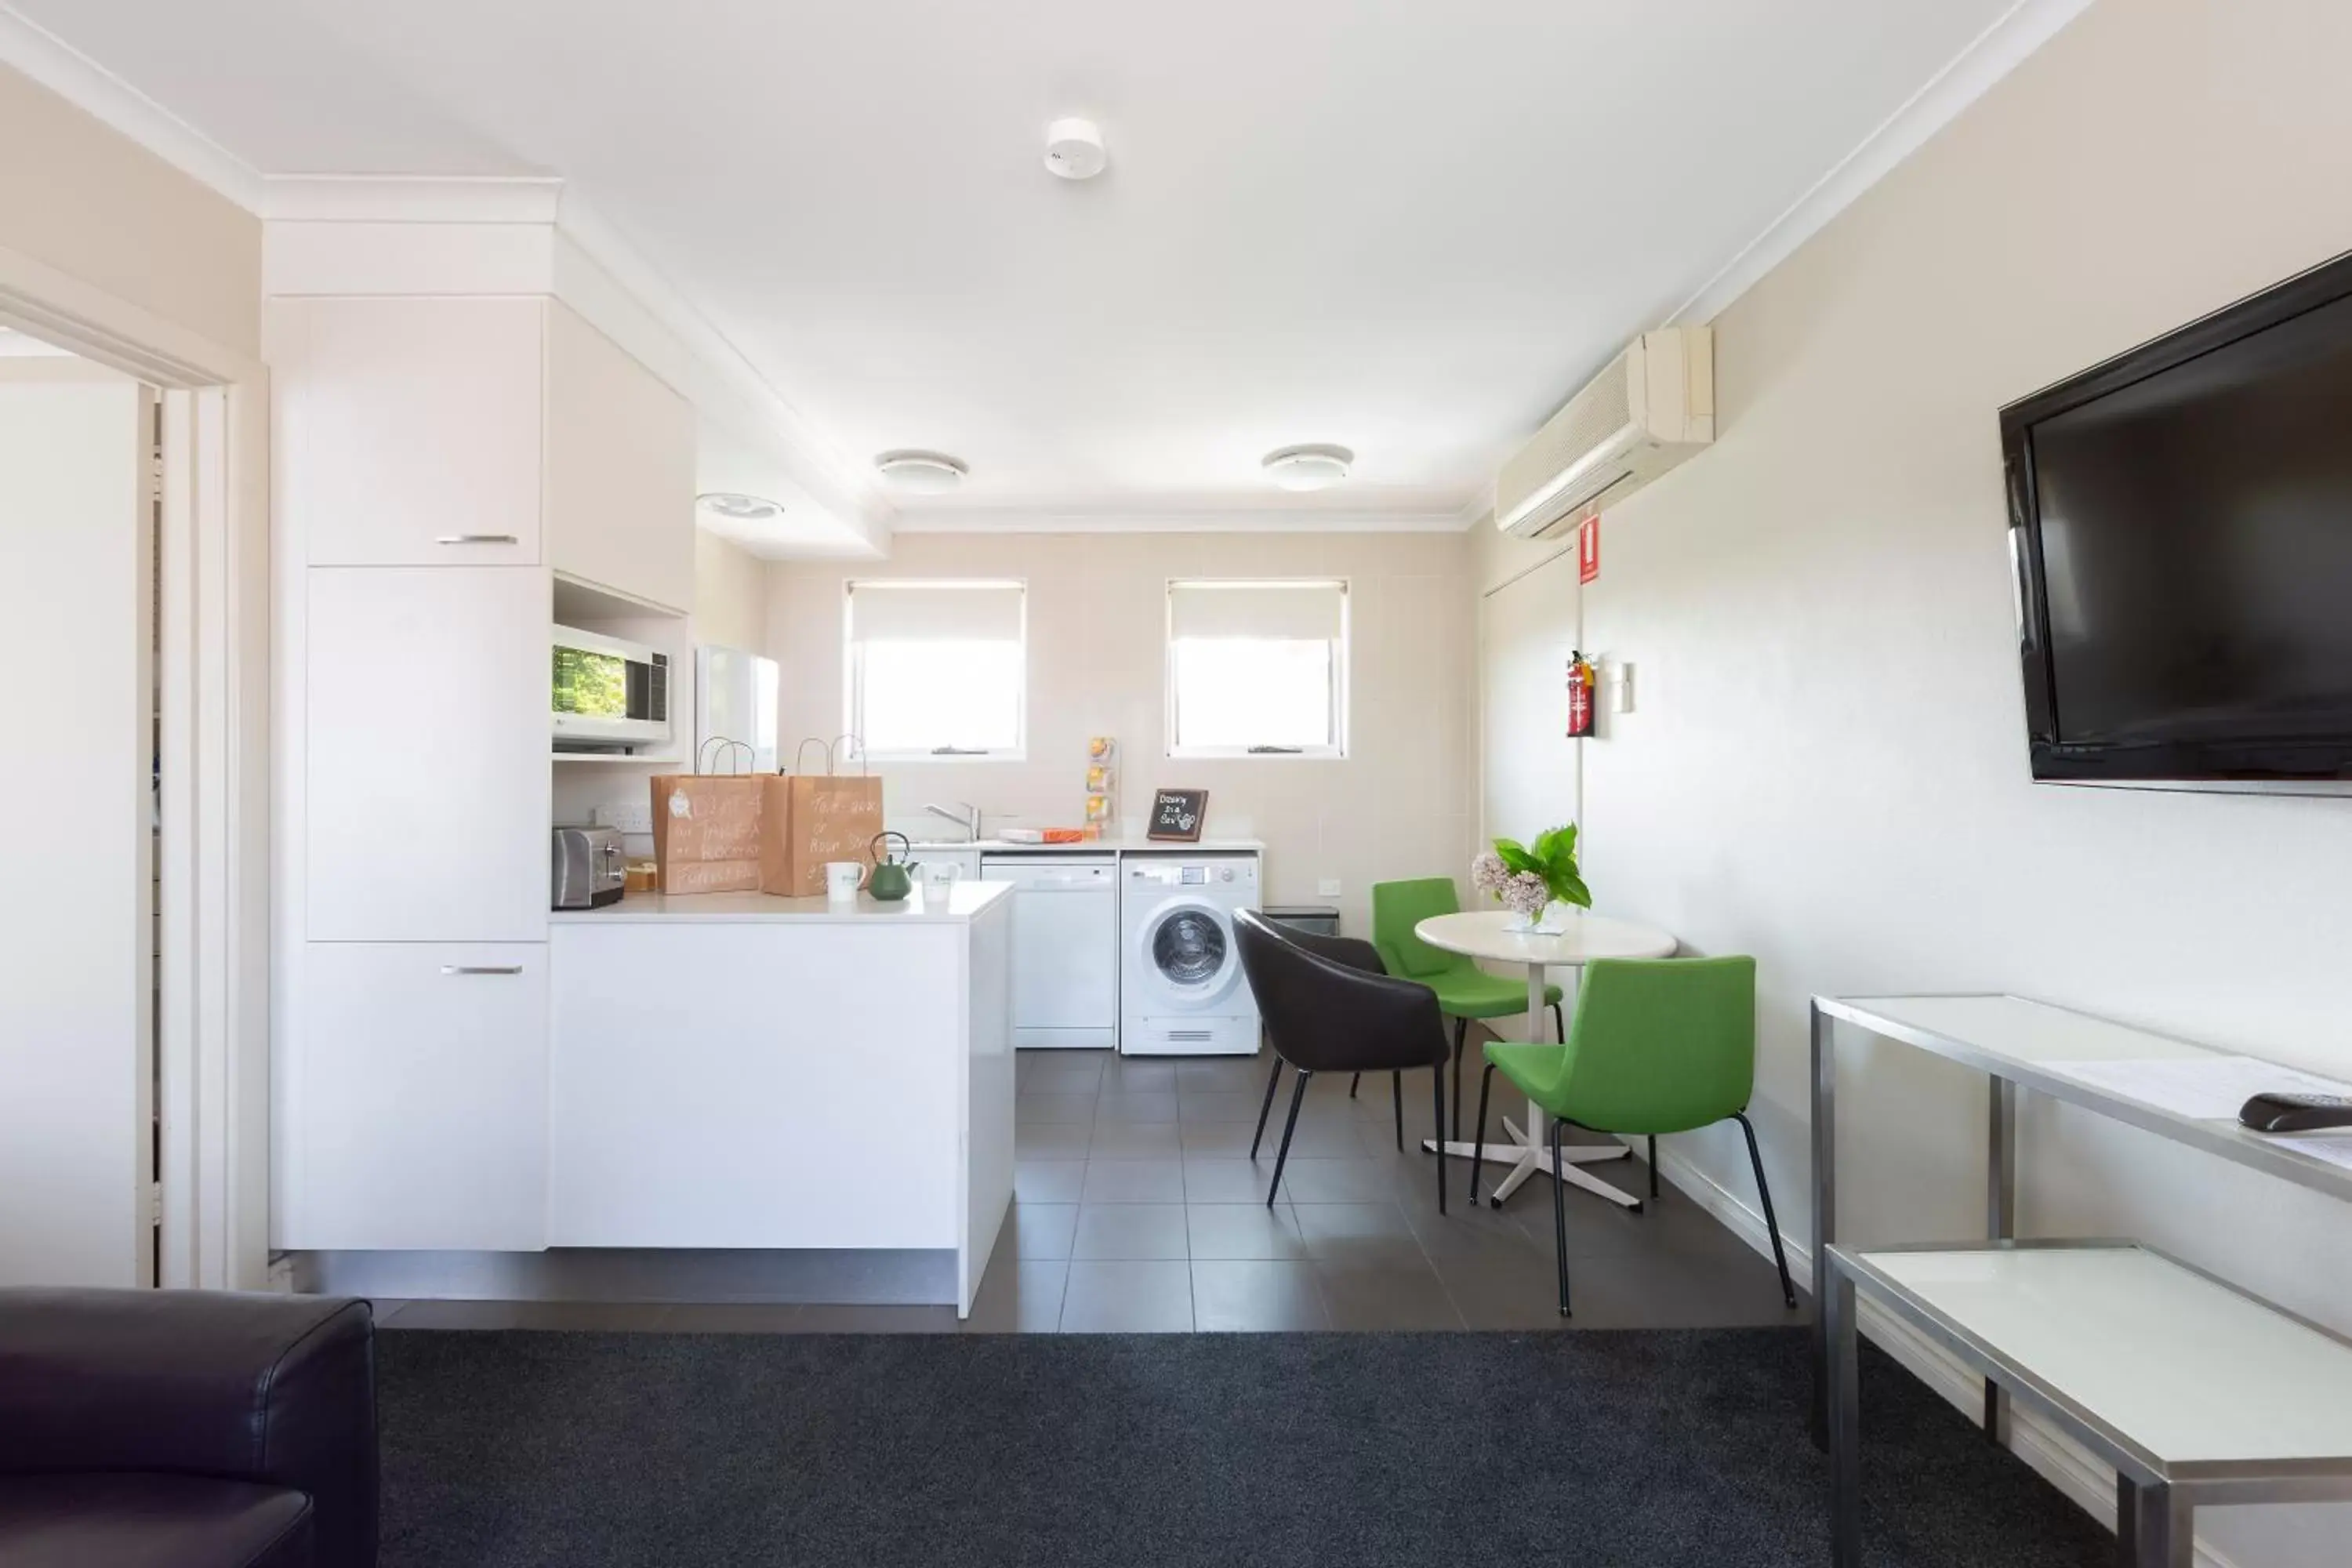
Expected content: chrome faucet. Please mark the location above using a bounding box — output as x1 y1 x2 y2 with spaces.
923 802 983 842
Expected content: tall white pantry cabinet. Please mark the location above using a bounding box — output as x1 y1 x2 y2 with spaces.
270 292 695 1252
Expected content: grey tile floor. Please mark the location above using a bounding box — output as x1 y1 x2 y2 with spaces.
377 1046 1809 1335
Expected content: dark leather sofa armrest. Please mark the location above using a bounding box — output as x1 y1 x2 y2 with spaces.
0 1288 378 1568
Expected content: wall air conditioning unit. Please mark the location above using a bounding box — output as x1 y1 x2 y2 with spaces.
1495 326 1715 539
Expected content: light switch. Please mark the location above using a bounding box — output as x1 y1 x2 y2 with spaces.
1610 662 1636 715
1317 878 1342 898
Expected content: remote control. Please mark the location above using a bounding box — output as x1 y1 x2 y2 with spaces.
2238 1092 2352 1133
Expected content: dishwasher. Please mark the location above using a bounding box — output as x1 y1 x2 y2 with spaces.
982 854 1118 1051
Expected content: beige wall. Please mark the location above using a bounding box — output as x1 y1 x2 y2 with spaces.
1479 1 2352 1560
692 528 769 655
767 530 1476 935
0 63 261 357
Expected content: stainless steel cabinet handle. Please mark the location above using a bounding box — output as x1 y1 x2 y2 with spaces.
434 533 520 546
441 964 524 975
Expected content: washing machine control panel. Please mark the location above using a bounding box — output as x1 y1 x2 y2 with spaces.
1129 856 1258 888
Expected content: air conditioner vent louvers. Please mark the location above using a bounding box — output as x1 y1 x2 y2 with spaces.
1494 327 1714 540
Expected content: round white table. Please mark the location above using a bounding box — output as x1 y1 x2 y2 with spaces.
1413 908 1677 1209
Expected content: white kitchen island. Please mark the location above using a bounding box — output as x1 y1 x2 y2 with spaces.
284 878 1014 1319
545 880 1014 1316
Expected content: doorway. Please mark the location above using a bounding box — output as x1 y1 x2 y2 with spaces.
0 258 271 1290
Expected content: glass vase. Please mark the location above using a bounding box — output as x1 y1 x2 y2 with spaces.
1506 902 1573 935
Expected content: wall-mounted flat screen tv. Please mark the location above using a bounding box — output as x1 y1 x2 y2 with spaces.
2002 252 2352 787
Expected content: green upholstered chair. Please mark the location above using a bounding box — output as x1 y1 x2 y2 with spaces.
1367 877 1565 1142
1466 955 1796 1318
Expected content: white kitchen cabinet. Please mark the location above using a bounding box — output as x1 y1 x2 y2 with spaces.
544 303 696 613
306 567 550 942
270 296 544 567
287 942 548 1251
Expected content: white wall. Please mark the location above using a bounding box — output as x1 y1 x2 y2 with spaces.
1479 2 2352 1561
0 361 152 1286
767 530 1477 935
692 527 769 655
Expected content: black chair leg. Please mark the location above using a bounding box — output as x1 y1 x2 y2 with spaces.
1250 1055 1284 1160
1432 1062 1447 1215
1392 1071 1403 1151
1450 1017 1468 1142
1268 1071 1311 1207
1648 1134 1659 1200
1349 1073 1360 1099
1550 1119 1573 1316
1468 1060 1496 1207
1550 1001 1565 1044
1736 1113 1798 1308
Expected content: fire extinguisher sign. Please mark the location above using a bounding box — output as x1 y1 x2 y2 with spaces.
1577 516 1600 584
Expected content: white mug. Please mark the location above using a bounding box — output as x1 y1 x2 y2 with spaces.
923 862 960 898
824 860 868 901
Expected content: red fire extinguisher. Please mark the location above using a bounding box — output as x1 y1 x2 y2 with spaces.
1566 650 1596 738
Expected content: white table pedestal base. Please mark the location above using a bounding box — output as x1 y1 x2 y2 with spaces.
1422 1119 1640 1209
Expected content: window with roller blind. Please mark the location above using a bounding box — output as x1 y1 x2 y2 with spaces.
844 579 1026 759
1166 579 1349 758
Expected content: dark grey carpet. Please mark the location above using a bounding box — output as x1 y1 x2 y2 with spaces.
378 1327 2108 1567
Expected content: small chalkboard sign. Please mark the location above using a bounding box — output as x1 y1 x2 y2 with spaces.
1146 787 1208 842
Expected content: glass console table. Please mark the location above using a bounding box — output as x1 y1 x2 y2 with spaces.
1826 1240 2352 1568
1811 993 2352 1442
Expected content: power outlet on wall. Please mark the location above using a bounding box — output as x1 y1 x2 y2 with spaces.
1316 878 1342 898
596 800 655 835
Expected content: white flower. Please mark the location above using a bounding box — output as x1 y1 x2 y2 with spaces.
1501 871 1550 917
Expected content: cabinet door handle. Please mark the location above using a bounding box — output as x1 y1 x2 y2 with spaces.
434 533 520 546
441 964 524 975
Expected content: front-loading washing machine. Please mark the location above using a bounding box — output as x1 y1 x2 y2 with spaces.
1119 852 1261 1055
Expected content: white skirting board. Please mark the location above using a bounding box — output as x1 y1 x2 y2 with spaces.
1648 1142 2241 1568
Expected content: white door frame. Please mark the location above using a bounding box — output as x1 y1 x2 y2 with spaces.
0 239 271 1290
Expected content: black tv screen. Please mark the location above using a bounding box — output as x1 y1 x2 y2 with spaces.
2002 252 2352 785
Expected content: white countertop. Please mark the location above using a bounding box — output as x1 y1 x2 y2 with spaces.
550 879 1015 924
907 836 1265 855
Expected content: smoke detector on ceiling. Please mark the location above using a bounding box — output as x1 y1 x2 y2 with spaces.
875 450 969 495
697 492 784 521
1261 445 1354 492
1044 118 1107 180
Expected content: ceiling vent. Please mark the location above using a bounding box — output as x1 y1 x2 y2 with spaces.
1495 327 1715 539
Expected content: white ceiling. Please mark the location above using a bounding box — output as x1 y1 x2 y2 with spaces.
8 0 2033 526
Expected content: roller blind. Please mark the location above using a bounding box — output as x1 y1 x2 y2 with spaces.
848 580 1024 642
1167 579 1345 641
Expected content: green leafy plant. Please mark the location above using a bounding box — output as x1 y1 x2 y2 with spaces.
1479 823 1591 915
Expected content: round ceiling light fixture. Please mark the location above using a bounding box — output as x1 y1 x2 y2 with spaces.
1261 444 1355 492
1044 118 1108 180
874 450 970 495
697 492 785 521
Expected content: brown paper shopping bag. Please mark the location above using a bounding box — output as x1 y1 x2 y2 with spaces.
775 737 884 896
650 772 768 895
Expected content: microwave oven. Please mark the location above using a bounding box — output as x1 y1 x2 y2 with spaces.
552 625 671 753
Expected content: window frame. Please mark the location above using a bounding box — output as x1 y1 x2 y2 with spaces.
1163 577 1351 760
842 577 1029 762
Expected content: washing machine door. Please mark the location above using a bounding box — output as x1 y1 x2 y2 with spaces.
1134 897 1243 1011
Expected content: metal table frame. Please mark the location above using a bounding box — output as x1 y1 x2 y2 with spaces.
1809 993 2352 1446
1826 1238 2352 1568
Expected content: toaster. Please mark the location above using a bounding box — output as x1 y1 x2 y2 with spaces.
552 825 627 909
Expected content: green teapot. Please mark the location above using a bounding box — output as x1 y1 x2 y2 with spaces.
867 830 918 902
